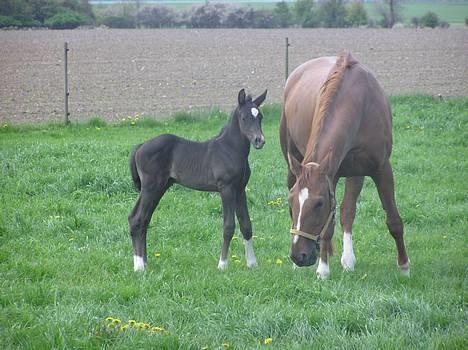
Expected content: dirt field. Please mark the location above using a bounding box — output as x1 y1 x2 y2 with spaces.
1 28 467 123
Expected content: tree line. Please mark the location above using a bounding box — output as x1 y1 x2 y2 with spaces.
0 0 454 29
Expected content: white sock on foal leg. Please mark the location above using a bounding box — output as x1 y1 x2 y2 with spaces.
244 238 257 268
341 231 356 271
218 257 228 270
133 255 145 271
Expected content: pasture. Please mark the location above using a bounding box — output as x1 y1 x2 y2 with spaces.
0 96 466 349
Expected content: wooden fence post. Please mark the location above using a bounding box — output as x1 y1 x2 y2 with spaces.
285 37 290 81
64 42 70 125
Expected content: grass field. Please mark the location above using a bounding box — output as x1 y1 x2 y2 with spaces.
0 96 466 349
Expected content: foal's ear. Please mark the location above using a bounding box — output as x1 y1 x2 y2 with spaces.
238 89 246 106
253 89 268 107
288 152 302 177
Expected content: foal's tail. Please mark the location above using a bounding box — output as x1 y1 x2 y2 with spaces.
129 144 143 192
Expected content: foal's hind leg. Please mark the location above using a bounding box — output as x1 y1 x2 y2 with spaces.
340 176 364 271
236 189 257 268
372 161 410 275
128 184 167 271
218 186 237 270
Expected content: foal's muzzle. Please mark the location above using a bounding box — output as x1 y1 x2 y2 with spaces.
253 135 265 149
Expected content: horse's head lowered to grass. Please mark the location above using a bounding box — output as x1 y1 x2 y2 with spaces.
287 154 335 267
236 88 267 149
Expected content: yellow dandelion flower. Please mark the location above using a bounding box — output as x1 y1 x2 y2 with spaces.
151 326 164 332
264 337 273 345
252 235 258 239
142 323 150 329
231 255 238 259
112 318 121 324
234 259 241 264
135 116 140 120
122 118 126 122
95 127 101 131
120 324 129 331
222 343 230 348
276 258 283 265
106 323 115 329
105 316 114 322
127 116 132 119
131 121 136 125
202 347 209 350
154 252 161 257
128 319 136 326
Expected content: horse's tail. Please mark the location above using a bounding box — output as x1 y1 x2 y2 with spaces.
130 144 143 192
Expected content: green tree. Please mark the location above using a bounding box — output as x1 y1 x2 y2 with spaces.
346 1 367 27
375 0 402 28
274 1 292 28
420 11 439 28
293 0 313 23
318 0 347 28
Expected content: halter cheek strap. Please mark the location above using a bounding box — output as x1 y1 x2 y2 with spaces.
290 193 336 242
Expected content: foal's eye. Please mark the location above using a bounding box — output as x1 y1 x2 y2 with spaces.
314 201 323 209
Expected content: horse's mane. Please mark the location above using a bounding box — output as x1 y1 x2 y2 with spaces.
303 51 357 163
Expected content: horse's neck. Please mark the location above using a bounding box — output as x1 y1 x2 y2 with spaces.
220 111 250 156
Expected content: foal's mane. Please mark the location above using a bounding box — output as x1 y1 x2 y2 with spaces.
303 51 357 163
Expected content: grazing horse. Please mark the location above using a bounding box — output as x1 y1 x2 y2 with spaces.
128 89 267 271
280 51 409 279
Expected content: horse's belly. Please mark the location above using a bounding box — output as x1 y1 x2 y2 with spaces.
337 150 382 177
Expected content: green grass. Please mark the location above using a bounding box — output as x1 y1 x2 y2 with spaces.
0 96 466 349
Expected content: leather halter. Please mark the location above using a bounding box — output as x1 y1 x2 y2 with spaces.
290 185 336 243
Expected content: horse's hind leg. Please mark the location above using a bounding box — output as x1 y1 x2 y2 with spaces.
128 184 168 271
372 161 410 275
236 189 257 268
218 186 237 270
340 176 364 271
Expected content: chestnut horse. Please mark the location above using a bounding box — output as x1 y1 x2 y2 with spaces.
280 51 410 279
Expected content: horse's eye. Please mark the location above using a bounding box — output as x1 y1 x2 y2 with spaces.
315 200 323 209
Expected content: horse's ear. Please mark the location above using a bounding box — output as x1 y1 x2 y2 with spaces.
288 153 302 177
238 89 246 106
253 89 268 107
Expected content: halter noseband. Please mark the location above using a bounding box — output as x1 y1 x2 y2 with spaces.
290 185 336 243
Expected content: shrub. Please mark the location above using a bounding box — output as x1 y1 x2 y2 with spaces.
346 1 368 27
465 17 468 26
0 15 21 27
439 21 449 29
224 7 255 28
188 4 226 28
420 11 439 28
302 10 320 28
100 15 135 28
45 10 89 29
293 0 314 24
137 6 178 28
410 16 420 27
252 9 279 28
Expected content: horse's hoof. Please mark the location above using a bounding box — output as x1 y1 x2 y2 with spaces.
247 259 258 268
133 256 146 271
316 259 330 280
218 259 228 271
398 259 410 277
341 253 356 271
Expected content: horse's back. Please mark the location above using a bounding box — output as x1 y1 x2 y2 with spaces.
283 57 337 156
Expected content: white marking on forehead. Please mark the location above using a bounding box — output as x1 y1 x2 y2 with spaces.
251 107 259 118
296 187 309 231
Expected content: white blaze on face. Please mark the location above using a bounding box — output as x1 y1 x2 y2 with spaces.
133 255 145 271
297 187 309 231
251 107 259 118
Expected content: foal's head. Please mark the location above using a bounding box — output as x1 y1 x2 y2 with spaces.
287 155 335 267
236 89 267 149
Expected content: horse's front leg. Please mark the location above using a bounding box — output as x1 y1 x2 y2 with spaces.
218 186 237 270
236 189 257 268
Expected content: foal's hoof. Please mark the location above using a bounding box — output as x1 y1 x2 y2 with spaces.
218 259 228 271
398 259 410 277
133 256 146 272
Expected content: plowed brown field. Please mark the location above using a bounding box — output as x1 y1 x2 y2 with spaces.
1 28 467 123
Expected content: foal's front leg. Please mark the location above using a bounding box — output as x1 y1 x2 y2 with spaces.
236 189 257 268
218 187 237 270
